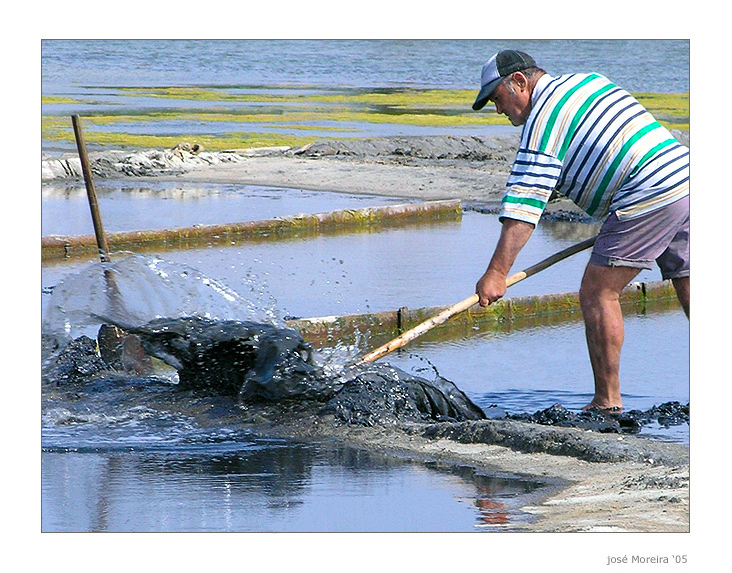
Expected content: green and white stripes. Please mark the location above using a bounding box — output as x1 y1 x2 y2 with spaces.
500 73 689 225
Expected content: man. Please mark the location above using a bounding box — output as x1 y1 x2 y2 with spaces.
472 50 689 412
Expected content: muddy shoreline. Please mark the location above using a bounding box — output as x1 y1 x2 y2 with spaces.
228 406 689 532
42 131 689 210
41 133 690 532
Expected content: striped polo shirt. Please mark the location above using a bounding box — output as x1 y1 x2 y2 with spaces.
500 73 689 225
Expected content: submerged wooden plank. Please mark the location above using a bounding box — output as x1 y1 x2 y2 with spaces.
42 199 462 261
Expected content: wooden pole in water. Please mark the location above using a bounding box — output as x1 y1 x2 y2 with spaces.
356 235 597 364
71 115 136 366
72 114 110 263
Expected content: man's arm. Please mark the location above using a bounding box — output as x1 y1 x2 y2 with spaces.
476 218 535 306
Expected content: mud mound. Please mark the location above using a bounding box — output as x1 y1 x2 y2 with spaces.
420 418 689 465
43 317 486 425
465 202 595 223
291 135 520 163
42 335 108 385
42 145 246 180
507 402 689 435
44 321 689 444
322 369 485 426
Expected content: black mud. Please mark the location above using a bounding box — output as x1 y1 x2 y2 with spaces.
504 402 688 436
43 318 486 427
43 317 688 457
419 418 689 466
290 131 688 161
465 201 596 223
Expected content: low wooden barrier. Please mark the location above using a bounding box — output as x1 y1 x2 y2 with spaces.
42 199 462 261
287 280 681 347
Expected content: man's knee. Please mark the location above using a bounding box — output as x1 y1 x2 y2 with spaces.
672 276 689 292
580 263 640 310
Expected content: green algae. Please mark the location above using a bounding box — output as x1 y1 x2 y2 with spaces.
98 84 688 116
118 86 244 102
42 96 85 105
634 92 689 131
115 85 476 106
44 129 320 151
42 85 689 149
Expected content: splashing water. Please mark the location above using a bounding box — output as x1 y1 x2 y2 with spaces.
42 254 280 360
310 329 367 377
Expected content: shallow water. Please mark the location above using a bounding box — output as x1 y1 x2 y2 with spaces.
41 185 688 532
387 312 689 443
42 181 409 236
42 199 652 320
41 40 688 155
41 452 547 533
42 437 551 532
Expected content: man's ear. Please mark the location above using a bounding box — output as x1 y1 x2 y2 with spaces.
512 71 529 91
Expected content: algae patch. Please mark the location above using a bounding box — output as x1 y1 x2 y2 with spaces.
42 85 690 150
634 92 689 131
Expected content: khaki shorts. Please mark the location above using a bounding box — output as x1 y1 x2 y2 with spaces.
589 195 689 280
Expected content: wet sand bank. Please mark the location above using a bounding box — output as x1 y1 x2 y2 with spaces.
230 410 689 533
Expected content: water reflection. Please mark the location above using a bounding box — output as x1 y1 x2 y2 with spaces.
41 355 554 532
429 463 548 528
42 443 552 532
41 181 409 236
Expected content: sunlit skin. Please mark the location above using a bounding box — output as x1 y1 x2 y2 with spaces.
487 71 535 126
475 69 690 412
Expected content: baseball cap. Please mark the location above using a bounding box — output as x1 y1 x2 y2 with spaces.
472 50 537 110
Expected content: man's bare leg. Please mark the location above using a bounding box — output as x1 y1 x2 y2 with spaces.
672 276 689 318
579 263 641 411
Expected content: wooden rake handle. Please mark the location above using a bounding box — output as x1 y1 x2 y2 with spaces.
356 235 597 364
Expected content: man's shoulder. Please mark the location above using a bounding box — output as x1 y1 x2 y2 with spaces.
532 72 623 109
551 72 614 87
